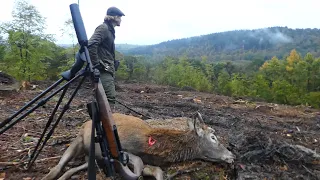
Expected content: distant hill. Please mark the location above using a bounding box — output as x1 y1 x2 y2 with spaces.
122 27 320 61
57 43 143 52
57 44 74 48
115 44 143 54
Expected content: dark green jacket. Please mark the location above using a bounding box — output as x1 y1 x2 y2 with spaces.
88 21 116 75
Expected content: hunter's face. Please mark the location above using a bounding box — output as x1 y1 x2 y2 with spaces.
115 16 122 26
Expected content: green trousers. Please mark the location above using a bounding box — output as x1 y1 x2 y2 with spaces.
100 71 116 105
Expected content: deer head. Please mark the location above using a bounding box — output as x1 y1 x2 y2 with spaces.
187 112 235 163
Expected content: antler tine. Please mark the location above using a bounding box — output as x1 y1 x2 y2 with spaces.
196 111 204 123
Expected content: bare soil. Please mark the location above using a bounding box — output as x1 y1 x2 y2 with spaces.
0 79 319 180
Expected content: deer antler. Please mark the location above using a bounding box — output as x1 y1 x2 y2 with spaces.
196 111 204 123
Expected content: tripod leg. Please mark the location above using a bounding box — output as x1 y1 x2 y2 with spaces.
0 78 64 129
87 102 96 180
27 84 70 169
28 75 87 168
0 72 84 135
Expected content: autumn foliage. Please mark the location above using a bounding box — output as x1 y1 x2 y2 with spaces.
117 49 320 108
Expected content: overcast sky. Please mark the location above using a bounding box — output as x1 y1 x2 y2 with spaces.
1 0 319 45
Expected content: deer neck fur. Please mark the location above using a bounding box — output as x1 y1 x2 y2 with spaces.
140 129 201 166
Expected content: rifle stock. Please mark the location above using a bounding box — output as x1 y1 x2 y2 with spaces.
95 80 119 158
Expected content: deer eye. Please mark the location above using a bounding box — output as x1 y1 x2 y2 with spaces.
211 137 217 143
210 134 218 143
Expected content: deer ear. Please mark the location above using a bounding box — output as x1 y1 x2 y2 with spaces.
188 113 205 137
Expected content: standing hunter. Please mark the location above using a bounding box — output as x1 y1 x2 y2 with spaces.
88 7 125 107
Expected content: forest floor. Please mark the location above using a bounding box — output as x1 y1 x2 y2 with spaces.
0 78 319 180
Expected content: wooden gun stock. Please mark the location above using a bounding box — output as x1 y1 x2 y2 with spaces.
95 79 120 159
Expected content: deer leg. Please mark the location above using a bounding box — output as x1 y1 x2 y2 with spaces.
41 136 84 180
127 153 144 175
115 159 144 180
57 162 88 180
142 165 164 180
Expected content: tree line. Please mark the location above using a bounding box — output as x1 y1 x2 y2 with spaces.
115 49 320 108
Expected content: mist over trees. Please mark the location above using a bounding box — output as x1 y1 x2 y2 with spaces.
125 27 320 62
0 0 319 108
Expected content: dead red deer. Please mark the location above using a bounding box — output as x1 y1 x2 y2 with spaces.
41 112 235 180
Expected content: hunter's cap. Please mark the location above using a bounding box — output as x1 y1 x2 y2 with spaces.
107 7 125 16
